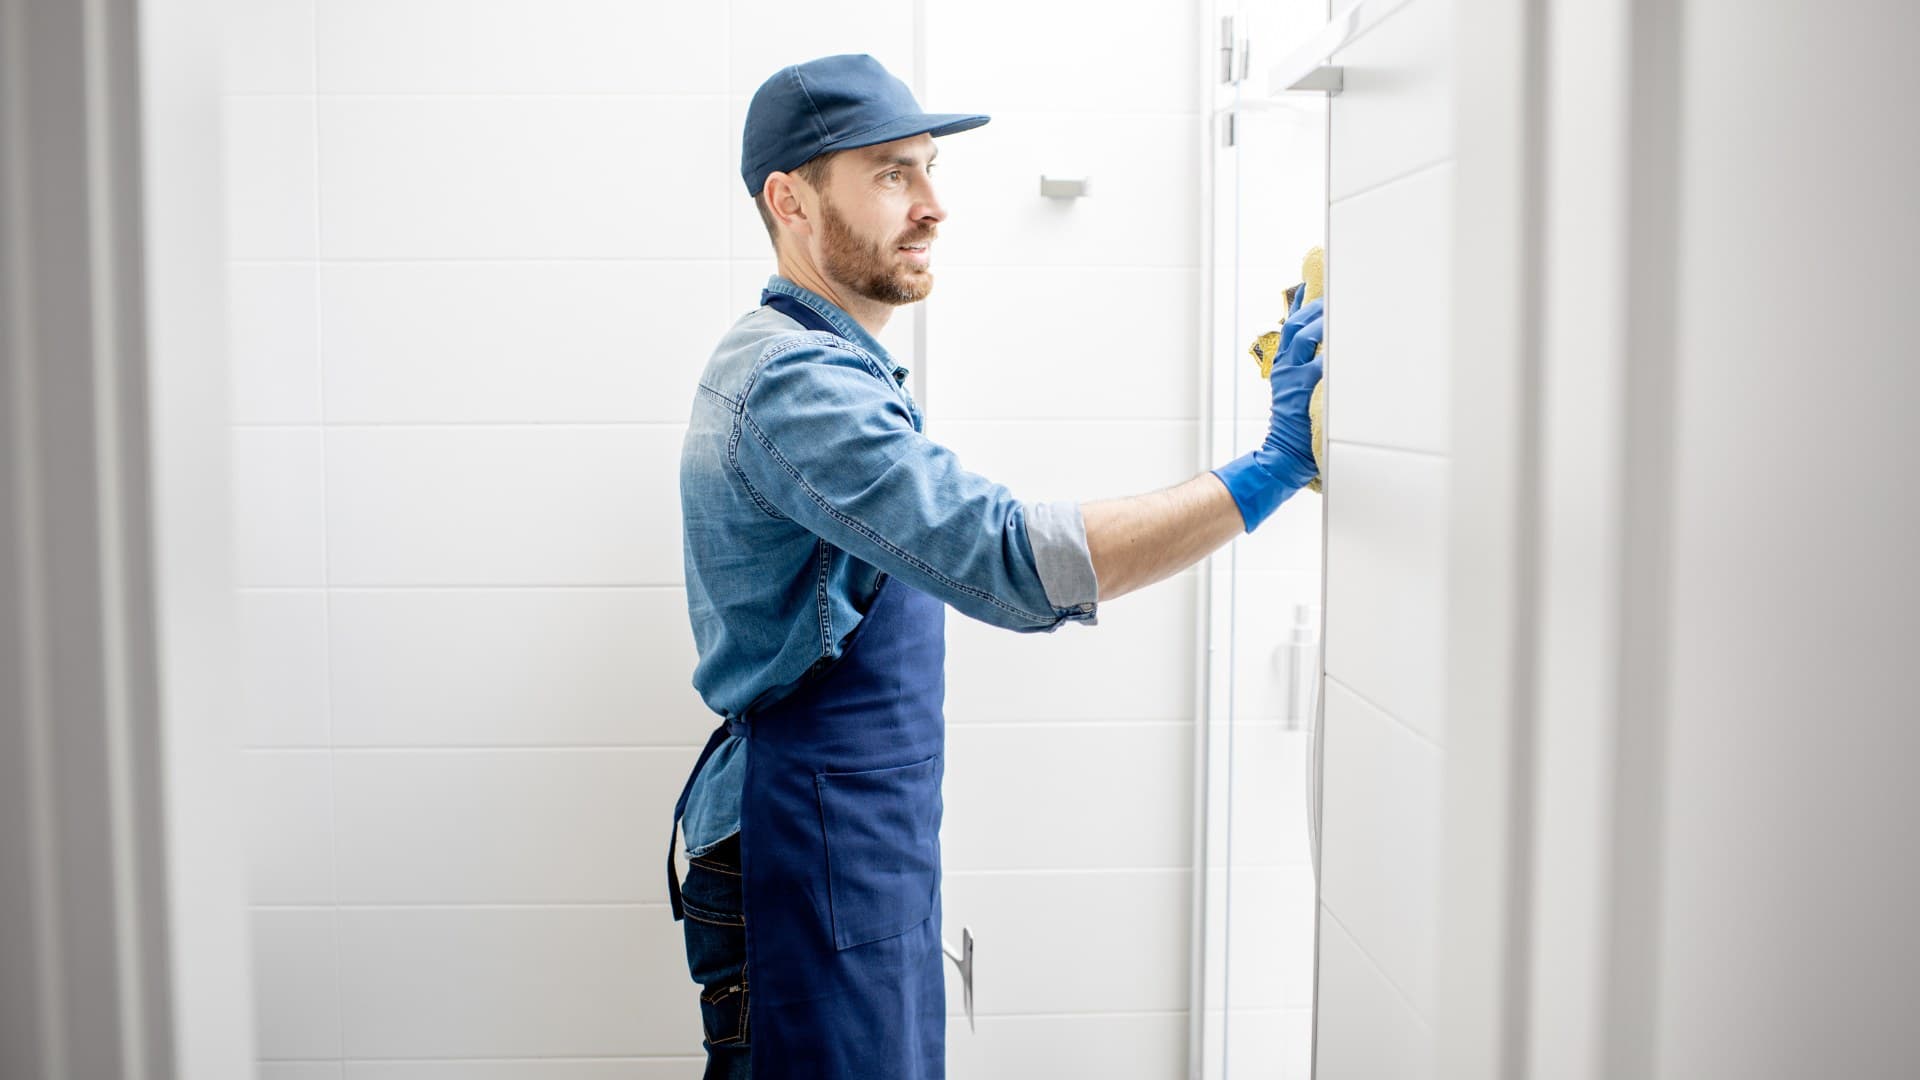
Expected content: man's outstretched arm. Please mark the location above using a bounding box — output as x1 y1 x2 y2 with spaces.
1081 473 1245 603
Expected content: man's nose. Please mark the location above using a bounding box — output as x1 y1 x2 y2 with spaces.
915 178 947 224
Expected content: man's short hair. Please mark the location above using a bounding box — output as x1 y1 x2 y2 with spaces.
752 150 842 246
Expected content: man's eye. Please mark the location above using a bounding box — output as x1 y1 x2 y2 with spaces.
886 170 902 181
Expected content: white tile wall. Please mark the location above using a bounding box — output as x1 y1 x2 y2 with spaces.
930 112 1201 270
1325 162 1454 454
924 268 1202 423
1313 909 1432 1080
244 750 334 904
221 0 314 95
229 263 321 424
1310 0 1454 1065
1327 0 1454 201
1224 723 1315 869
330 747 699 905
319 261 729 424
947 1012 1189 1077
343 1064 701 1080
1322 441 1449 742
334 907 695 1058
1318 679 1441 1014
261 1065 341 1080
944 575 1196 722
327 588 713 748
324 425 684 587
251 909 341 1060
941 870 1192 1016
1216 866 1319 1010
315 0 726 95
223 96 317 259
1205 1006 1315 1080
232 427 326 587
942 722 1192 871
726 0 915 98
1228 568 1324 726
236 589 330 746
226 2 1207 1076
318 97 733 260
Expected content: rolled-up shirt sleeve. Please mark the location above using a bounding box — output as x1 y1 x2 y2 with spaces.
1022 498 1099 620
732 338 1099 631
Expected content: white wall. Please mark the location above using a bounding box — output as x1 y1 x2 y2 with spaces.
1308 0 1455 1076
223 1 1205 1076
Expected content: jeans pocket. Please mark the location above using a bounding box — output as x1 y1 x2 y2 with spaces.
814 755 941 950
698 975 749 1047
680 836 748 1049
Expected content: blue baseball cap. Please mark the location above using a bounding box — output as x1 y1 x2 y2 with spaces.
741 54 990 197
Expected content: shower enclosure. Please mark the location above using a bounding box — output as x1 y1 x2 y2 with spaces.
1192 2 1331 1076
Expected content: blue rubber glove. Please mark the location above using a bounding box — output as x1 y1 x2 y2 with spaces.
1211 292 1325 531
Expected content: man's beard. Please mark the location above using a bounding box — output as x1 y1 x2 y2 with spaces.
818 195 935 306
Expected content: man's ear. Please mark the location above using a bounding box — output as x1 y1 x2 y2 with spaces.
764 173 813 240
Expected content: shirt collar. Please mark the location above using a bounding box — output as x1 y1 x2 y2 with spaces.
763 275 910 381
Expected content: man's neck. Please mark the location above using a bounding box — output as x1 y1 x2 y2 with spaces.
774 258 892 339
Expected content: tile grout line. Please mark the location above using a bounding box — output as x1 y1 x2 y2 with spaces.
1327 153 1454 209
1317 903 1434 1035
1322 672 1442 753
1326 435 1450 461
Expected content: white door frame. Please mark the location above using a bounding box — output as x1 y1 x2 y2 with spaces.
2 0 253 1076
1437 0 1686 1077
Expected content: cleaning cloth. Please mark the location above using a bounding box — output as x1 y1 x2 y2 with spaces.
1249 247 1328 492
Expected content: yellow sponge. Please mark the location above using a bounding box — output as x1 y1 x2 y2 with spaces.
1247 247 1327 492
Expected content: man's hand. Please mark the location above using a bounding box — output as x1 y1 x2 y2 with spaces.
1082 287 1326 603
1211 292 1326 531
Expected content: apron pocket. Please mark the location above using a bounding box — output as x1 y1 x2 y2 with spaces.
814 755 941 950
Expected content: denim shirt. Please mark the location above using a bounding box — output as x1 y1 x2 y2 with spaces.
677 275 1101 856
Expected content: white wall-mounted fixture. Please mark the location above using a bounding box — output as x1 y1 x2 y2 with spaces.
1039 175 1091 199
1267 0 1420 96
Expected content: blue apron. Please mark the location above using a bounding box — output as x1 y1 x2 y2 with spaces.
668 290 949 1079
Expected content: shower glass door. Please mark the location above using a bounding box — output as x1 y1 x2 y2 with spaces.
1196 2 1329 1076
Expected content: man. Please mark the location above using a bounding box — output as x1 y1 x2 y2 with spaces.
667 53 1325 1080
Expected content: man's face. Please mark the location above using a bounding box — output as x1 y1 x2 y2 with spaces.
812 134 946 306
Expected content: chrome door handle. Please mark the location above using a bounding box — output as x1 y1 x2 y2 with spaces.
942 926 975 1032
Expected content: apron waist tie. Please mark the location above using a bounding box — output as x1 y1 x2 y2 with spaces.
667 720 734 922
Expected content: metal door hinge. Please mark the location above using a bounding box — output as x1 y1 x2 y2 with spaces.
1219 15 1253 85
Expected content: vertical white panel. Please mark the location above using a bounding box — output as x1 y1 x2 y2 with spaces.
1653 2 1920 1077
1313 0 1460 1075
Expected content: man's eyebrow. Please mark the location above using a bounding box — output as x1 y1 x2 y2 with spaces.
875 147 939 168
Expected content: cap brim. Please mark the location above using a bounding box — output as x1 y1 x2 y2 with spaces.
821 112 991 154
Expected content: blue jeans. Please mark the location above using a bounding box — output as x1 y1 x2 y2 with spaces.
680 832 750 1079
